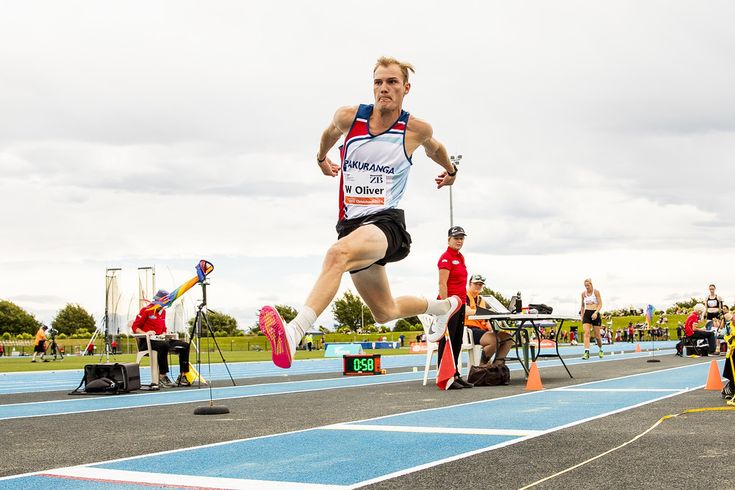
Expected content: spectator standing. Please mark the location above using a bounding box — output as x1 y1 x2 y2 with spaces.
705 284 724 331
436 226 473 389
31 326 48 362
580 278 604 359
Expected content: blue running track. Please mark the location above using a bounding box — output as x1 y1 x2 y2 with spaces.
0 359 718 490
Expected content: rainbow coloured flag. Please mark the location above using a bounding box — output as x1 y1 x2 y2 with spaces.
145 260 214 313
645 304 654 327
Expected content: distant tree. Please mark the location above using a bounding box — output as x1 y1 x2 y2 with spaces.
666 298 700 314
72 328 93 339
394 318 422 331
0 300 41 335
332 290 374 331
188 310 239 336
275 305 298 323
52 304 95 336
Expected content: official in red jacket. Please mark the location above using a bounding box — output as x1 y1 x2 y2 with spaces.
132 289 191 387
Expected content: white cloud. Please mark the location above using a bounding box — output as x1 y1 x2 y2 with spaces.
1 0 734 328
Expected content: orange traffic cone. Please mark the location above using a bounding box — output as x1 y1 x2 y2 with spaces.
635 344 641 353
525 362 543 391
704 359 724 391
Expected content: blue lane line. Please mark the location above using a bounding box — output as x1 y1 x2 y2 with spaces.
0 341 679 395
0 361 716 489
0 350 674 421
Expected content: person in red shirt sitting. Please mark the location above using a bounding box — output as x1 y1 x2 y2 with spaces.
677 303 716 357
132 289 191 387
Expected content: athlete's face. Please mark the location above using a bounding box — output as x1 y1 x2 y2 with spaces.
448 235 464 251
584 281 593 293
373 64 410 112
709 285 716 295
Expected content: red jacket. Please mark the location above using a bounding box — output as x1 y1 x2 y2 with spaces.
684 312 700 337
437 247 468 303
131 305 167 335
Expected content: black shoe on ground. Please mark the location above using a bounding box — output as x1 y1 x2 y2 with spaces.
176 374 191 387
447 382 463 390
159 375 176 388
455 377 474 388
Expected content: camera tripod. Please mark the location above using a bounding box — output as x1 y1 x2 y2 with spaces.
47 336 64 361
187 280 236 388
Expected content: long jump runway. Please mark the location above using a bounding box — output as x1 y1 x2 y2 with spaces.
0 360 719 489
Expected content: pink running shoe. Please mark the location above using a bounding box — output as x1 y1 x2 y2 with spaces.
259 306 293 369
430 295 463 342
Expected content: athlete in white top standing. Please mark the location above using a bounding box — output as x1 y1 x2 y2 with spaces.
259 57 463 368
580 278 604 359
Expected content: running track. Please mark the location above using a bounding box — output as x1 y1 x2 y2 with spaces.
0 356 719 489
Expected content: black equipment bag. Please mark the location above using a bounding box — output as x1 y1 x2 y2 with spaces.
467 363 511 386
70 363 141 395
528 303 553 314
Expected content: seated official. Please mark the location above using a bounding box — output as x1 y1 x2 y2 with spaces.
677 303 717 356
464 274 514 366
132 289 191 387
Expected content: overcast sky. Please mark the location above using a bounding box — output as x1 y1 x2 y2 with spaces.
1 1 734 331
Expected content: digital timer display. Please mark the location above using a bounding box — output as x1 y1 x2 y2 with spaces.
343 354 382 375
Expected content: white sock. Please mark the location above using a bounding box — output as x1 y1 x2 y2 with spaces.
424 298 450 316
288 306 317 340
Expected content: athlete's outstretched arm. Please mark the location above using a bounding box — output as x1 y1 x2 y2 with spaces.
316 106 357 177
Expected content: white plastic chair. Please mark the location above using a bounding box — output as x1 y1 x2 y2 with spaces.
418 315 439 386
462 327 483 368
418 314 478 385
133 333 160 387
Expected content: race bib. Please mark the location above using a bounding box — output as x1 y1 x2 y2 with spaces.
343 171 389 206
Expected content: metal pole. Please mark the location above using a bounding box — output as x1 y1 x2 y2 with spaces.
449 154 462 227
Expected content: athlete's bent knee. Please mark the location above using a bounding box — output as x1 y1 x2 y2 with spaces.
372 310 393 324
323 243 351 272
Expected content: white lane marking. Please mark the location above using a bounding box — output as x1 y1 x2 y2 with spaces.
323 424 545 437
43 466 346 490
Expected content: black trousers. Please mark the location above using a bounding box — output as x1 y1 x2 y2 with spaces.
138 338 190 375
724 354 733 384
689 330 716 354
437 304 465 377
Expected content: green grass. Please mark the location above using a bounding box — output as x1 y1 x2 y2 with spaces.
0 314 684 373
0 347 415 373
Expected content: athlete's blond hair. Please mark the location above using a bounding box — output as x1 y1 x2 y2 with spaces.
374 56 415 83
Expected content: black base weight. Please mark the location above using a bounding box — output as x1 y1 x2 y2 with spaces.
646 359 661 363
194 405 230 415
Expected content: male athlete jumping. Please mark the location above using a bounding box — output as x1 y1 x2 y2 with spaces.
259 57 462 368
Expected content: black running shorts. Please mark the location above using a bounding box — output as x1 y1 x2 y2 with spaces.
336 208 412 274
583 310 602 326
